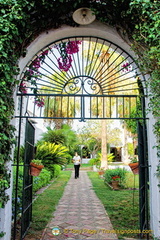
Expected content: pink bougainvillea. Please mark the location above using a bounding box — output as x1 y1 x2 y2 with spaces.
56 40 81 72
34 97 45 107
57 55 73 72
66 41 81 54
19 82 27 94
41 50 49 56
122 62 132 72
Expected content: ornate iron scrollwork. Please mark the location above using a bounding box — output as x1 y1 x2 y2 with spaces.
64 76 102 95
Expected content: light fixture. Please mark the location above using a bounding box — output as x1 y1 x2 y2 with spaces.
72 8 96 25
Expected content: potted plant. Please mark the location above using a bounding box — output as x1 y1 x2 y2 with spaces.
111 175 120 190
30 159 44 176
98 169 105 177
104 168 127 189
128 156 139 175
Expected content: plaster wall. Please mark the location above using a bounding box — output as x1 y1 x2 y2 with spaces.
1 21 159 239
146 105 160 237
0 161 12 240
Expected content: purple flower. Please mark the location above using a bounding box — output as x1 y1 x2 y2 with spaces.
41 50 49 56
32 58 41 69
122 62 131 71
34 97 45 107
66 41 81 54
19 82 27 94
57 55 72 72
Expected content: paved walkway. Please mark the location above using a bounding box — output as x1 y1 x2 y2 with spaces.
41 171 118 240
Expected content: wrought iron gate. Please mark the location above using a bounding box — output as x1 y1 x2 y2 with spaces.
138 120 149 239
21 120 35 238
13 36 150 239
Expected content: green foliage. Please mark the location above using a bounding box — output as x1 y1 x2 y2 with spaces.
52 164 61 178
89 157 100 167
14 145 25 163
89 152 115 167
12 166 23 218
41 124 78 156
107 153 115 162
30 159 43 165
0 232 5 237
0 155 11 208
155 165 160 178
35 142 69 165
0 0 159 208
12 166 52 218
127 142 134 156
33 168 52 192
104 168 128 187
41 128 66 145
45 164 61 178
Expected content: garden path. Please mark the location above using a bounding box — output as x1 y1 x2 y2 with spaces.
41 171 118 240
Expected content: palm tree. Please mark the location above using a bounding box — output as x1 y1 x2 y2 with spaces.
40 72 80 128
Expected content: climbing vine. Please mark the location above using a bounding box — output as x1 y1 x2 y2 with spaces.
0 0 159 208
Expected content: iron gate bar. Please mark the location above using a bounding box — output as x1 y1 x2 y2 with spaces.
138 120 149 239
21 120 35 239
20 36 147 95
14 35 149 240
15 94 147 121
12 95 23 240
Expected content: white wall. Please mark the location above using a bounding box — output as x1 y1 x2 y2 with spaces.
1 21 159 239
147 110 160 237
0 158 13 240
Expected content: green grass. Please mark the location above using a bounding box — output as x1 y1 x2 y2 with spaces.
88 172 140 239
26 171 71 238
124 172 139 189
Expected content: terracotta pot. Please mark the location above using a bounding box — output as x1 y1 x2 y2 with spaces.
30 162 44 176
111 181 119 190
129 162 139 175
98 170 105 176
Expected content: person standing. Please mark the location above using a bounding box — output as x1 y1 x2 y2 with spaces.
72 152 81 179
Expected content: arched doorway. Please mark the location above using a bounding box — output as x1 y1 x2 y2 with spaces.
13 35 149 239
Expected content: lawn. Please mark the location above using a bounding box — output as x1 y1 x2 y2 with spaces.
24 171 71 239
88 171 140 239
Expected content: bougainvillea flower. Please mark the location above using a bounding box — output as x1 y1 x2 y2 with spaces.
57 55 72 72
34 97 45 107
19 82 27 94
66 41 82 54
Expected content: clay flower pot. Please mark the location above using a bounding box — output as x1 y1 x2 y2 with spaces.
111 180 119 190
30 162 44 176
98 170 105 176
129 162 139 175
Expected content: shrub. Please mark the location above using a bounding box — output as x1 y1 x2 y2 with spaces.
89 153 115 167
52 164 61 178
89 158 100 167
33 168 51 192
12 166 24 218
45 164 61 178
12 166 52 218
36 142 69 165
107 153 115 163
104 168 128 187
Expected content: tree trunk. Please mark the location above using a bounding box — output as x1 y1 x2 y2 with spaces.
101 120 108 169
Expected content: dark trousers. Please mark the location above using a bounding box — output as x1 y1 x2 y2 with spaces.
74 164 80 178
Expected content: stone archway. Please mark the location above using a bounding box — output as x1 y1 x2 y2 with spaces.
1 22 159 240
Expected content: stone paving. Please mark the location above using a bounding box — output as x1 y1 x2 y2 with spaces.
41 171 118 240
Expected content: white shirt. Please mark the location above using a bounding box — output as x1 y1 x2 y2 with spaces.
73 155 81 165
